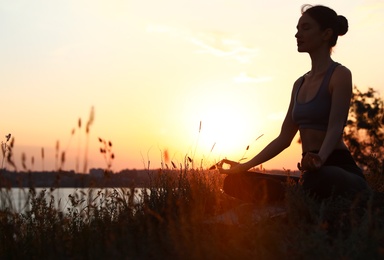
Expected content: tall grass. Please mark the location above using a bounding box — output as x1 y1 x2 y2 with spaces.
1 117 383 259
1 166 384 259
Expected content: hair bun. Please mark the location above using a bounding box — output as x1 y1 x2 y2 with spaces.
337 15 348 36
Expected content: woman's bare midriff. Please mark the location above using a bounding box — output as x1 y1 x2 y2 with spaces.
299 128 348 153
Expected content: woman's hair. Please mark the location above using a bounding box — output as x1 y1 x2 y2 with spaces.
301 4 348 48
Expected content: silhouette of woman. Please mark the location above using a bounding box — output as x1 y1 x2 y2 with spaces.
218 5 369 202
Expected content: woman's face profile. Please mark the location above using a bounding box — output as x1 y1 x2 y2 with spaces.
295 13 324 53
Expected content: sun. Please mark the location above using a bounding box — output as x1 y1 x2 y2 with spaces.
186 85 262 165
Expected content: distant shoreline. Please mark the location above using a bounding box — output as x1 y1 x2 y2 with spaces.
0 169 152 188
0 168 300 188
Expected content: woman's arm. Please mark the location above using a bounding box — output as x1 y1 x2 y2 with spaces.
317 65 352 163
220 81 300 174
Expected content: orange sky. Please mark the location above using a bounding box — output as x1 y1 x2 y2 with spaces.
1 0 383 173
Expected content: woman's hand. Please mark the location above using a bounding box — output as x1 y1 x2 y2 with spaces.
216 159 243 174
298 152 323 172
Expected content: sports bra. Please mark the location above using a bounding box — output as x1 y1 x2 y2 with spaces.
292 62 340 131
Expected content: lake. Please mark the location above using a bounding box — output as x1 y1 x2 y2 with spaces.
0 187 147 213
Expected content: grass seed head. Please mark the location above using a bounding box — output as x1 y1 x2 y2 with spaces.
164 149 170 163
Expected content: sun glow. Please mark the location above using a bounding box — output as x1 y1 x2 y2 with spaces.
183 82 264 167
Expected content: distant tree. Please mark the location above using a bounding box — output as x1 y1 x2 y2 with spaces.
344 86 384 174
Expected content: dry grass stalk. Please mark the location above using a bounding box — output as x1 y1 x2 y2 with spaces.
41 147 44 171
98 137 115 173
83 107 94 173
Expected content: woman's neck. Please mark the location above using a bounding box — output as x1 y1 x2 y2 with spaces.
309 49 333 76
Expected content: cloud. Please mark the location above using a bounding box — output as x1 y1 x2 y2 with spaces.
233 72 271 84
146 23 259 64
190 33 258 63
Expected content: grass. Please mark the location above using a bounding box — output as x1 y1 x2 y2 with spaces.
1 116 383 259
1 166 384 259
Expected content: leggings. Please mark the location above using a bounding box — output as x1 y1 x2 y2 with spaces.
300 149 368 200
223 149 369 203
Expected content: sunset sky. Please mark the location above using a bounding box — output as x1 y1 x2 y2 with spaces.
1 0 383 173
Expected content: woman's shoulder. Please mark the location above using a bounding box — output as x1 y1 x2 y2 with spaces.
289 76 305 99
330 63 352 92
292 74 305 90
333 63 352 78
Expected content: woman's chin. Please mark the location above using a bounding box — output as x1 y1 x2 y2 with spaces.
297 47 307 53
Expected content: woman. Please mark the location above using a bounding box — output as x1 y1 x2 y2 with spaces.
219 5 369 202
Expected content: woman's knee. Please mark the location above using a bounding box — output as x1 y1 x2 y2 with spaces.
301 166 369 199
223 173 285 203
223 173 245 196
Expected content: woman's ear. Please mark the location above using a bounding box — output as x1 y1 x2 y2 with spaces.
322 28 333 41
